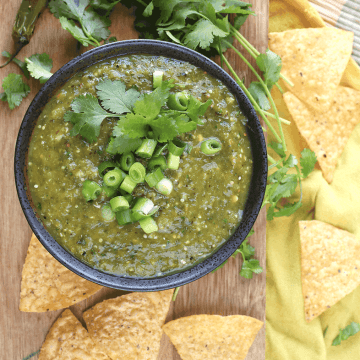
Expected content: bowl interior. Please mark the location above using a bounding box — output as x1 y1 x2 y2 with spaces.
15 40 267 291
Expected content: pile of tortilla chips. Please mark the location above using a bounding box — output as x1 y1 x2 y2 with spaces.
268 24 360 323
269 27 358 184
21 235 263 359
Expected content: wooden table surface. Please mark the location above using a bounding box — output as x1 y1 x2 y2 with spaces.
0 1 268 359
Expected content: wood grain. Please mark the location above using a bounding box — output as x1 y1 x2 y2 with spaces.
0 1 267 359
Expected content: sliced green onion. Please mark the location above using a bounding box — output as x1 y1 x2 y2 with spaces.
129 162 146 183
167 152 180 170
167 92 189 111
145 167 164 187
82 180 101 201
116 209 134 225
136 139 157 158
139 217 158 234
119 152 135 171
132 197 155 214
123 194 134 204
153 70 163 89
147 155 167 171
153 143 168 157
169 138 186 156
98 161 116 177
155 178 173 196
102 185 117 198
200 138 222 155
120 175 137 193
103 168 126 188
110 196 130 212
101 204 116 221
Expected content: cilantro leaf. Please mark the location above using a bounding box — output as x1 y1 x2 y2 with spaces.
248 82 270 110
1 51 30 78
185 96 212 123
256 49 282 90
240 259 263 279
96 79 140 114
0 73 30 110
59 17 94 47
332 322 360 346
82 9 111 41
133 80 174 119
106 135 142 155
233 13 248 29
90 0 120 13
25 53 53 84
62 0 88 20
300 148 317 178
210 0 252 13
64 94 111 142
183 18 228 50
268 142 286 158
152 0 184 24
49 0 81 20
143 1 154 17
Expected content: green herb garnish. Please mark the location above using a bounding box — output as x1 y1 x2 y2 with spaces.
0 73 30 110
332 322 360 346
25 53 53 84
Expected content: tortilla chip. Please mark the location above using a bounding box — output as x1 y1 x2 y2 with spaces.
269 28 353 113
162 315 263 360
20 234 102 312
283 87 360 183
39 309 110 360
299 220 360 322
83 289 173 360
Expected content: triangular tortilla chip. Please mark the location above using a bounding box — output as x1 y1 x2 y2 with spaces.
39 309 110 360
20 234 102 312
269 28 353 113
83 289 173 360
299 220 360 322
162 315 263 360
283 87 360 183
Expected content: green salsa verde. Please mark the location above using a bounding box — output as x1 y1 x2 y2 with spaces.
27 55 253 277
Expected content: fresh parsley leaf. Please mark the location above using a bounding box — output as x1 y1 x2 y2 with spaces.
25 53 53 84
59 17 94 47
256 49 282 90
106 135 142 155
300 148 317 178
184 18 228 50
0 73 30 110
248 82 270 110
64 94 111 142
96 79 140 114
1 51 30 78
332 322 360 346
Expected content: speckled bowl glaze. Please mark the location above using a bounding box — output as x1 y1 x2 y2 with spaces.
15 40 267 291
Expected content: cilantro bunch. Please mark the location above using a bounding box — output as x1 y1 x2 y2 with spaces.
49 0 119 47
64 78 211 149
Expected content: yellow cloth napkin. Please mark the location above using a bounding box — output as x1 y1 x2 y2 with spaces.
267 1 360 359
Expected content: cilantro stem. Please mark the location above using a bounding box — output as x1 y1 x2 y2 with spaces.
268 155 282 170
230 25 294 87
79 21 100 47
136 0 148 6
224 40 287 151
275 82 284 94
172 286 180 301
219 53 282 143
264 111 290 125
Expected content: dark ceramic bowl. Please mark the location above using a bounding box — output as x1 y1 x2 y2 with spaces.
15 40 267 291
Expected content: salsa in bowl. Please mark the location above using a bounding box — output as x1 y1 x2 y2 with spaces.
15 40 267 291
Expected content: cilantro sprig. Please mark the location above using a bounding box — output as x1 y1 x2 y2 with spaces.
64 78 212 151
49 0 118 47
0 73 30 110
332 322 360 346
212 228 262 278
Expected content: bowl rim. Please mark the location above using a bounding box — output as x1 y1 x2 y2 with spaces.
14 39 267 291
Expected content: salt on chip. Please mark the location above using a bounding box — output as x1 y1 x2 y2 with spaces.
20 234 102 312
83 289 173 360
269 27 353 113
162 315 263 360
283 87 360 183
39 309 110 360
299 220 360 322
